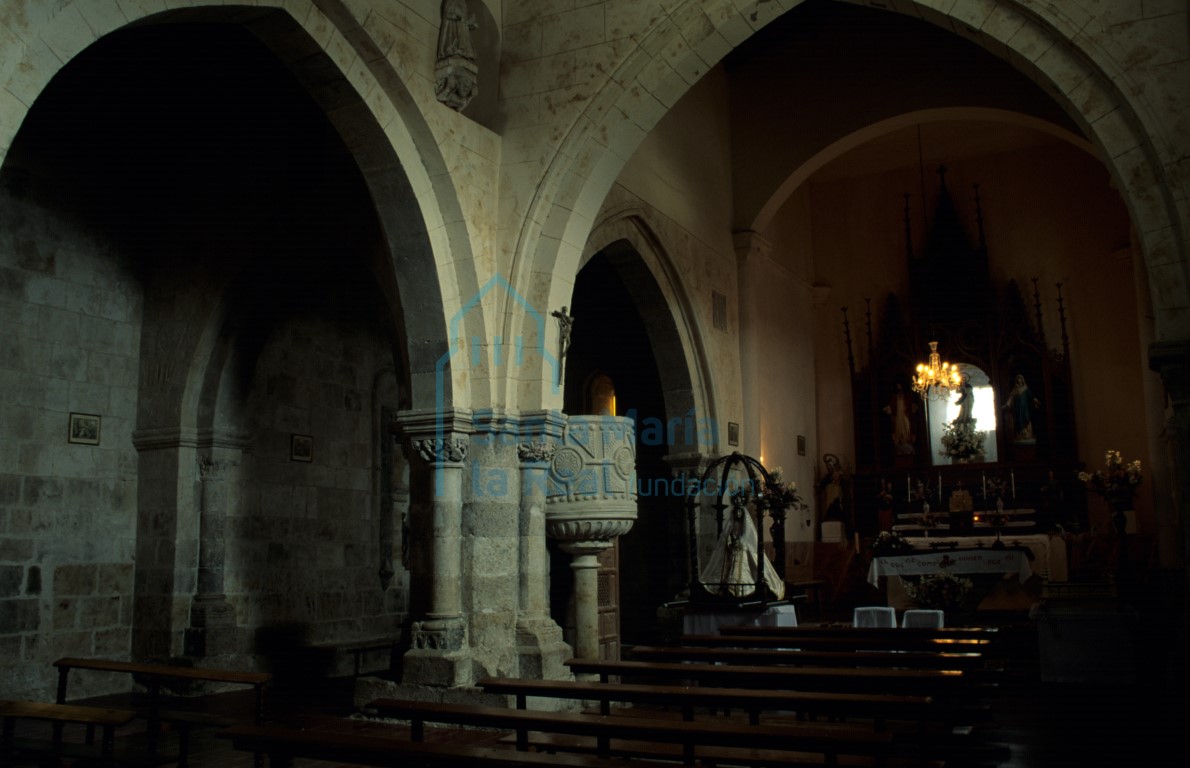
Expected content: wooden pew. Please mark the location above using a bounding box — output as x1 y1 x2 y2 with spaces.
366 697 895 766
720 624 999 641
218 721 663 768
564 658 976 697
476 676 938 730
54 656 271 767
1 699 137 767
628 644 989 670
680 632 992 653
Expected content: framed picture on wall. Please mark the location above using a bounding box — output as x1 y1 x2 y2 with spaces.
68 413 101 445
291 434 313 462
728 422 740 447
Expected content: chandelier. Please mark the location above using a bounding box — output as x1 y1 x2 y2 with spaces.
911 341 962 400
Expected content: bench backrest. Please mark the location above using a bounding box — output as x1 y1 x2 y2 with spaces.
54 657 270 686
476 677 935 721
564 658 968 694
629 645 986 669
367 697 893 755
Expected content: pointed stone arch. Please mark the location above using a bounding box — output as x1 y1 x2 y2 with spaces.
0 0 483 415
509 0 1186 412
581 204 719 454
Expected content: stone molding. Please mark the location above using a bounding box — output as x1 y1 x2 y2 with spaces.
410 617 467 651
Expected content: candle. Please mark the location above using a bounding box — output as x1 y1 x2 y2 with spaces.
854 532 860 554
1011 472 1016 499
907 475 911 502
982 471 986 498
938 474 942 500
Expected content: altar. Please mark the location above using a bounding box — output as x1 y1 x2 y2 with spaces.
868 548 1033 587
902 533 1067 581
869 541 1053 613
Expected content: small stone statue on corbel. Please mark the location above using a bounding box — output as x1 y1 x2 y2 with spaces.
435 0 479 111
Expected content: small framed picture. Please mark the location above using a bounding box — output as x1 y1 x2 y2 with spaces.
727 422 740 447
797 435 807 456
290 434 313 462
68 413 101 445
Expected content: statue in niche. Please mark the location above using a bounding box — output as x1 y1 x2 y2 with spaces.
435 0 479 111
818 453 845 522
953 374 975 426
884 383 918 455
1002 373 1041 444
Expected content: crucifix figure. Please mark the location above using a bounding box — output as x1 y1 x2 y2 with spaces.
551 306 574 385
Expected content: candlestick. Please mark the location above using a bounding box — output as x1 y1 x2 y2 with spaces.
938 474 942 501
907 475 911 502
982 471 986 498
1011 472 1016 499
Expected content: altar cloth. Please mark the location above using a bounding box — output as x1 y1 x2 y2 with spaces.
868 548 1033 587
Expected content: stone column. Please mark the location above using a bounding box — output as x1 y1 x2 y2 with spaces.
514 410 569 678
184 430 250 659
130 427 202 660
396 409 472 686
1148 340 1190 589
545 415 637 661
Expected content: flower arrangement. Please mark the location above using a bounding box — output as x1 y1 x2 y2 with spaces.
1078 450 1142 508
904 570 973 612
871 530 913 557
939 420 986 462
755 468 807 513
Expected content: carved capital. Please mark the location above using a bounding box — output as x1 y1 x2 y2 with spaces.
412 437 469 465
517 441 556 464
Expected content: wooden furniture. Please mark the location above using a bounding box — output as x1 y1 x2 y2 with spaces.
365 697 895 766
476 676 938 731
718 624 999 641
679 632 992 653
218 722 663 768
54 657 270 767
563 658 974 697
628 644 989 670
1 699 137 767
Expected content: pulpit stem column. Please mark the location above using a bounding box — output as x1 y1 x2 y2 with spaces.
561 543 604 660
545 415 637 661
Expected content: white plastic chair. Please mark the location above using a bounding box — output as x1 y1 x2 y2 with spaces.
901 609 945 628
852 606 896 628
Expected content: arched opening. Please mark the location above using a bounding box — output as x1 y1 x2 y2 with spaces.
0 17 419 683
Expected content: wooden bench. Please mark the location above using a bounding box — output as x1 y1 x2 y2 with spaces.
366 697 895 766
720 624 1000 641
1 699 137 767
628 644 990 670
218 721 663 768
54 656 271 767
682 632 992 653
476 676 939 731
564 658 977 697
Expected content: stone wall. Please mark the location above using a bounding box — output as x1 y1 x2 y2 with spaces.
0 170 141 699
226 311 407 656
